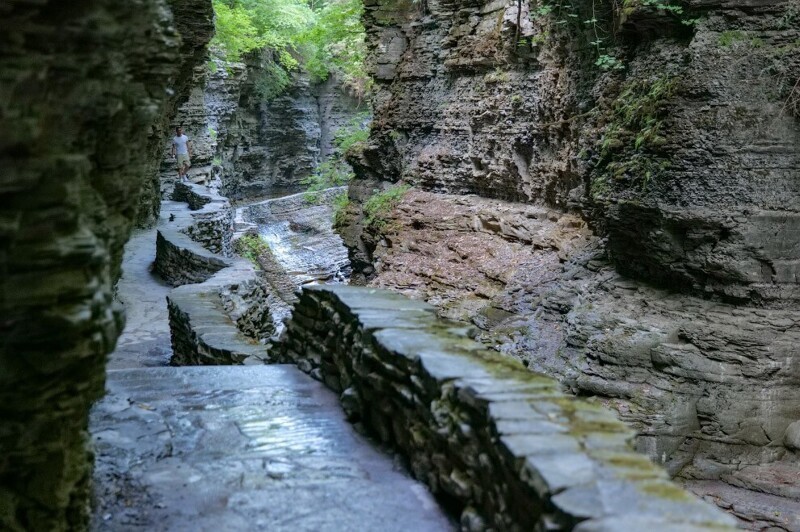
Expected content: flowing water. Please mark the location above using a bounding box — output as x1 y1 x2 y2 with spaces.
236 187 351 288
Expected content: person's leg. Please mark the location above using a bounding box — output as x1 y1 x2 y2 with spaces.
177 154 189 181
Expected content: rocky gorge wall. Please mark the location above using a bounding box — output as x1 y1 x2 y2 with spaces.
342 0 800 527
0 0 213 529
136 0 216 228
219 62 366 200
158 47 366 202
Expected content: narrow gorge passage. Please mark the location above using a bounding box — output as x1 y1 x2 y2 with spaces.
90 197 452 531
4 0 797 529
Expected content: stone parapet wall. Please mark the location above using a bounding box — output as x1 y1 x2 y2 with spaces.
172 182 234 257
172 181 214 210
155 228 229 286
168 279 270 366
159 183 273 365
276 285 736 531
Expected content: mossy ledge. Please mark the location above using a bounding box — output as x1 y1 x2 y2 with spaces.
275 285 737 530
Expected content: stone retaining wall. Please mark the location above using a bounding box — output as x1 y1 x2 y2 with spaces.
172 181 213 210
276 285 737 531
172 182 233 256
155 228 229 286
168 280 270 366
159 183 273 365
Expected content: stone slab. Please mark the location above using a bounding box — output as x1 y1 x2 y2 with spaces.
91 365 453 532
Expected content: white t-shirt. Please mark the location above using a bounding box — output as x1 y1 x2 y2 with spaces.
173 134 190 155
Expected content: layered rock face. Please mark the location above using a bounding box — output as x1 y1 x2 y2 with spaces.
136 0 216 227
0 0 212 529
219 59 365 200
157 50 365 202
343 0 800 526
157 59 247 188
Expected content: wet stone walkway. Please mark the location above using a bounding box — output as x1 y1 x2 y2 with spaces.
91 366 451 531
91 202 452 531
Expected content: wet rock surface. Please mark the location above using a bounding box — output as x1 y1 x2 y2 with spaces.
91 366 452 531
110 229 175 370
95 186 450 530
237 188 351 286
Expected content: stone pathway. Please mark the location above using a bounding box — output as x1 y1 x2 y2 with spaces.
92 201 452 531
109 225 174 369
91 366 451 531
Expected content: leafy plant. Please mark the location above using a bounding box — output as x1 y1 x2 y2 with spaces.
363 185 411 231
718 30 746 47
593 75 680 193
302 112 370 202
234 233 270 266
595 53 624 71
332 192 350 228
210 0 369 101
530 0 698 70
296 0 371 97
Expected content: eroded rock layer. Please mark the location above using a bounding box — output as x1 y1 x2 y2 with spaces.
0 0 212 529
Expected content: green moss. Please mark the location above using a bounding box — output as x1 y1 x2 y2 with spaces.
485 69 511 84
332 192 350 228
593 75 680 194
363 184 411 231
718 30 746 47
234 234 270 267
604 453 655 469
639 480 693 502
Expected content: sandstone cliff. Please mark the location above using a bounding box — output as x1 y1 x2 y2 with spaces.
341 0 800 527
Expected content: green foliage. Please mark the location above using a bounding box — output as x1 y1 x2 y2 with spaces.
485 69 511 83
334 113 371 154
211 0 369 101
302 160 355 202
253 60 293 100
718 30 746 47
332 192 350 228
595 54 624 71
593 75 679 195
302 113 370 202
640 0 683 15
296 0 371 97
363 185 411 231
234 233 270 266
212 0 266 62
530 0 698 71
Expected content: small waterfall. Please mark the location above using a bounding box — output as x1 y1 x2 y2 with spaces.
236 187 351 288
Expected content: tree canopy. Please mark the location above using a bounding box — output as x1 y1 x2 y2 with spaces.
210 0 369 98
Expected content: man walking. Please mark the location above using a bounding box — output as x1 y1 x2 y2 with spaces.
171 126 192 181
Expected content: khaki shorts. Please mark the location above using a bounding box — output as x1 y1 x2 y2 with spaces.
177 153 191 167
